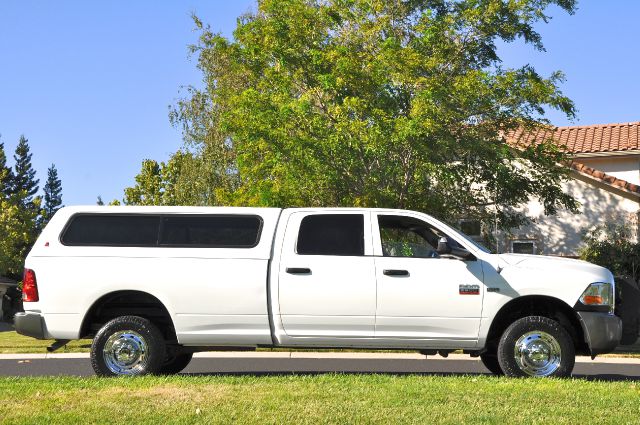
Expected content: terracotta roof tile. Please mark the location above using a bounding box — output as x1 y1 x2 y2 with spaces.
507 122 640 154
571 161 640 196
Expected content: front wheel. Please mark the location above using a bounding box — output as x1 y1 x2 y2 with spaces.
91 316 166 377
497 316 575 378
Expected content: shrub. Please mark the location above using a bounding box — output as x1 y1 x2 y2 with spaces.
580 224 640 283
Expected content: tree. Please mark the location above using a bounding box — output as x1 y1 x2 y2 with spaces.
0 139 13 198
0 199 38 279
11 135 39 209
154 0 580 230
123 150 230 206
0 135 42 279
96 196 105 206
124 159 164 205
42 164 63 223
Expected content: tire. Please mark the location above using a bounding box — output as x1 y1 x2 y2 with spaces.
159 352 193 375
91 315 166 377
480 352 503 375
497 316 575 378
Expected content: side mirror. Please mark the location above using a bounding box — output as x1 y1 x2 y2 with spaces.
437 237 452 255
437 236 477 261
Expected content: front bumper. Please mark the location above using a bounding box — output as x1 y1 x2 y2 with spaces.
577 311 622 357
14 312 47 339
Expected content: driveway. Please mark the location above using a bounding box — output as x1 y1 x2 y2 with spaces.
1 352 639 379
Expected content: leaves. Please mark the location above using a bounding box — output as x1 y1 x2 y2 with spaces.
128 0 578 232
0 137 52 280
42 164 63 225
580 224 640 283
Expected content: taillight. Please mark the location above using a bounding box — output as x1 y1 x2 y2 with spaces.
22 269 39 302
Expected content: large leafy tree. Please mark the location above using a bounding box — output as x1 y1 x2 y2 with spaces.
42 164 63 224
147 0 580 229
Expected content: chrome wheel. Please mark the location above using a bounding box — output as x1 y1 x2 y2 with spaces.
513 331 562 377
103 330 149 375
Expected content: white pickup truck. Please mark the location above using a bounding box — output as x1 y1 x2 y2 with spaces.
15 206 621 377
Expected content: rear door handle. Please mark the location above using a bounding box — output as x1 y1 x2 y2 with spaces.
383 269 409 276
286 267 311 274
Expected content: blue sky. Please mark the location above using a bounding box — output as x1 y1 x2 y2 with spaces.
1 1 638 206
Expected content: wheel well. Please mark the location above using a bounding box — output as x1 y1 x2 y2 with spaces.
486 295 588 355
80 291 177 342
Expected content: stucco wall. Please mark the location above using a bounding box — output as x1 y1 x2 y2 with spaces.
505 174 640 257
578 156 640 185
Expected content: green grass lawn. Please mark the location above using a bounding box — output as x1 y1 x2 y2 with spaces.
0 374 639 424
0 331 91 353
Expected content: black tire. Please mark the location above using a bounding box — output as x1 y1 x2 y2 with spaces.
480 352 503 375
91 315 166 377
159 352 193 375
497 316 575 378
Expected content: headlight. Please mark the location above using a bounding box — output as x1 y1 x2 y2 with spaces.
579 282 615 314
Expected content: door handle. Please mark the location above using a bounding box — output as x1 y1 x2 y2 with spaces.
383 269 409 276
286 267 311 274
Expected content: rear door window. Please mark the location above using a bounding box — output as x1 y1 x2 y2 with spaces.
296 214 364 256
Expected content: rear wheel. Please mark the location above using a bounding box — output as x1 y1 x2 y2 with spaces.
91 316 166 376
497 316 574 378
159 352 193 375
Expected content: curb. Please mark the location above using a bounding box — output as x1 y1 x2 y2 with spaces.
1 351 640 364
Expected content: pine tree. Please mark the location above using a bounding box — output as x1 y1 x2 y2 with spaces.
42 164 63 222
11 135 39 208
0 140 13 198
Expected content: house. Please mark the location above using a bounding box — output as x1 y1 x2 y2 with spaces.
500 122 640 257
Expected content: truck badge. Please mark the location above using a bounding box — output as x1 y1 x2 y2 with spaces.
459 284 480 295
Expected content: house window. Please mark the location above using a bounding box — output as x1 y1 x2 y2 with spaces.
511 240 536 255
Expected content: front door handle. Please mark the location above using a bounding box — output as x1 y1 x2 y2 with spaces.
383 269 409 276
286 267 311 274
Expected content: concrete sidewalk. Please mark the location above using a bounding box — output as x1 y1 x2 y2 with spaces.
2 351 640 364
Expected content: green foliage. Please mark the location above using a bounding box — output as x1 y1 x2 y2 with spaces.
11 135 39 209
0 140 13 198
123 148 239 206
0 196 40 279
126 0 579 230
166 0 577 224
0 136 57 280
580 224 640 282
42 164 63 224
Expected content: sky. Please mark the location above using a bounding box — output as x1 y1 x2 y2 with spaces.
1 1 639 206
